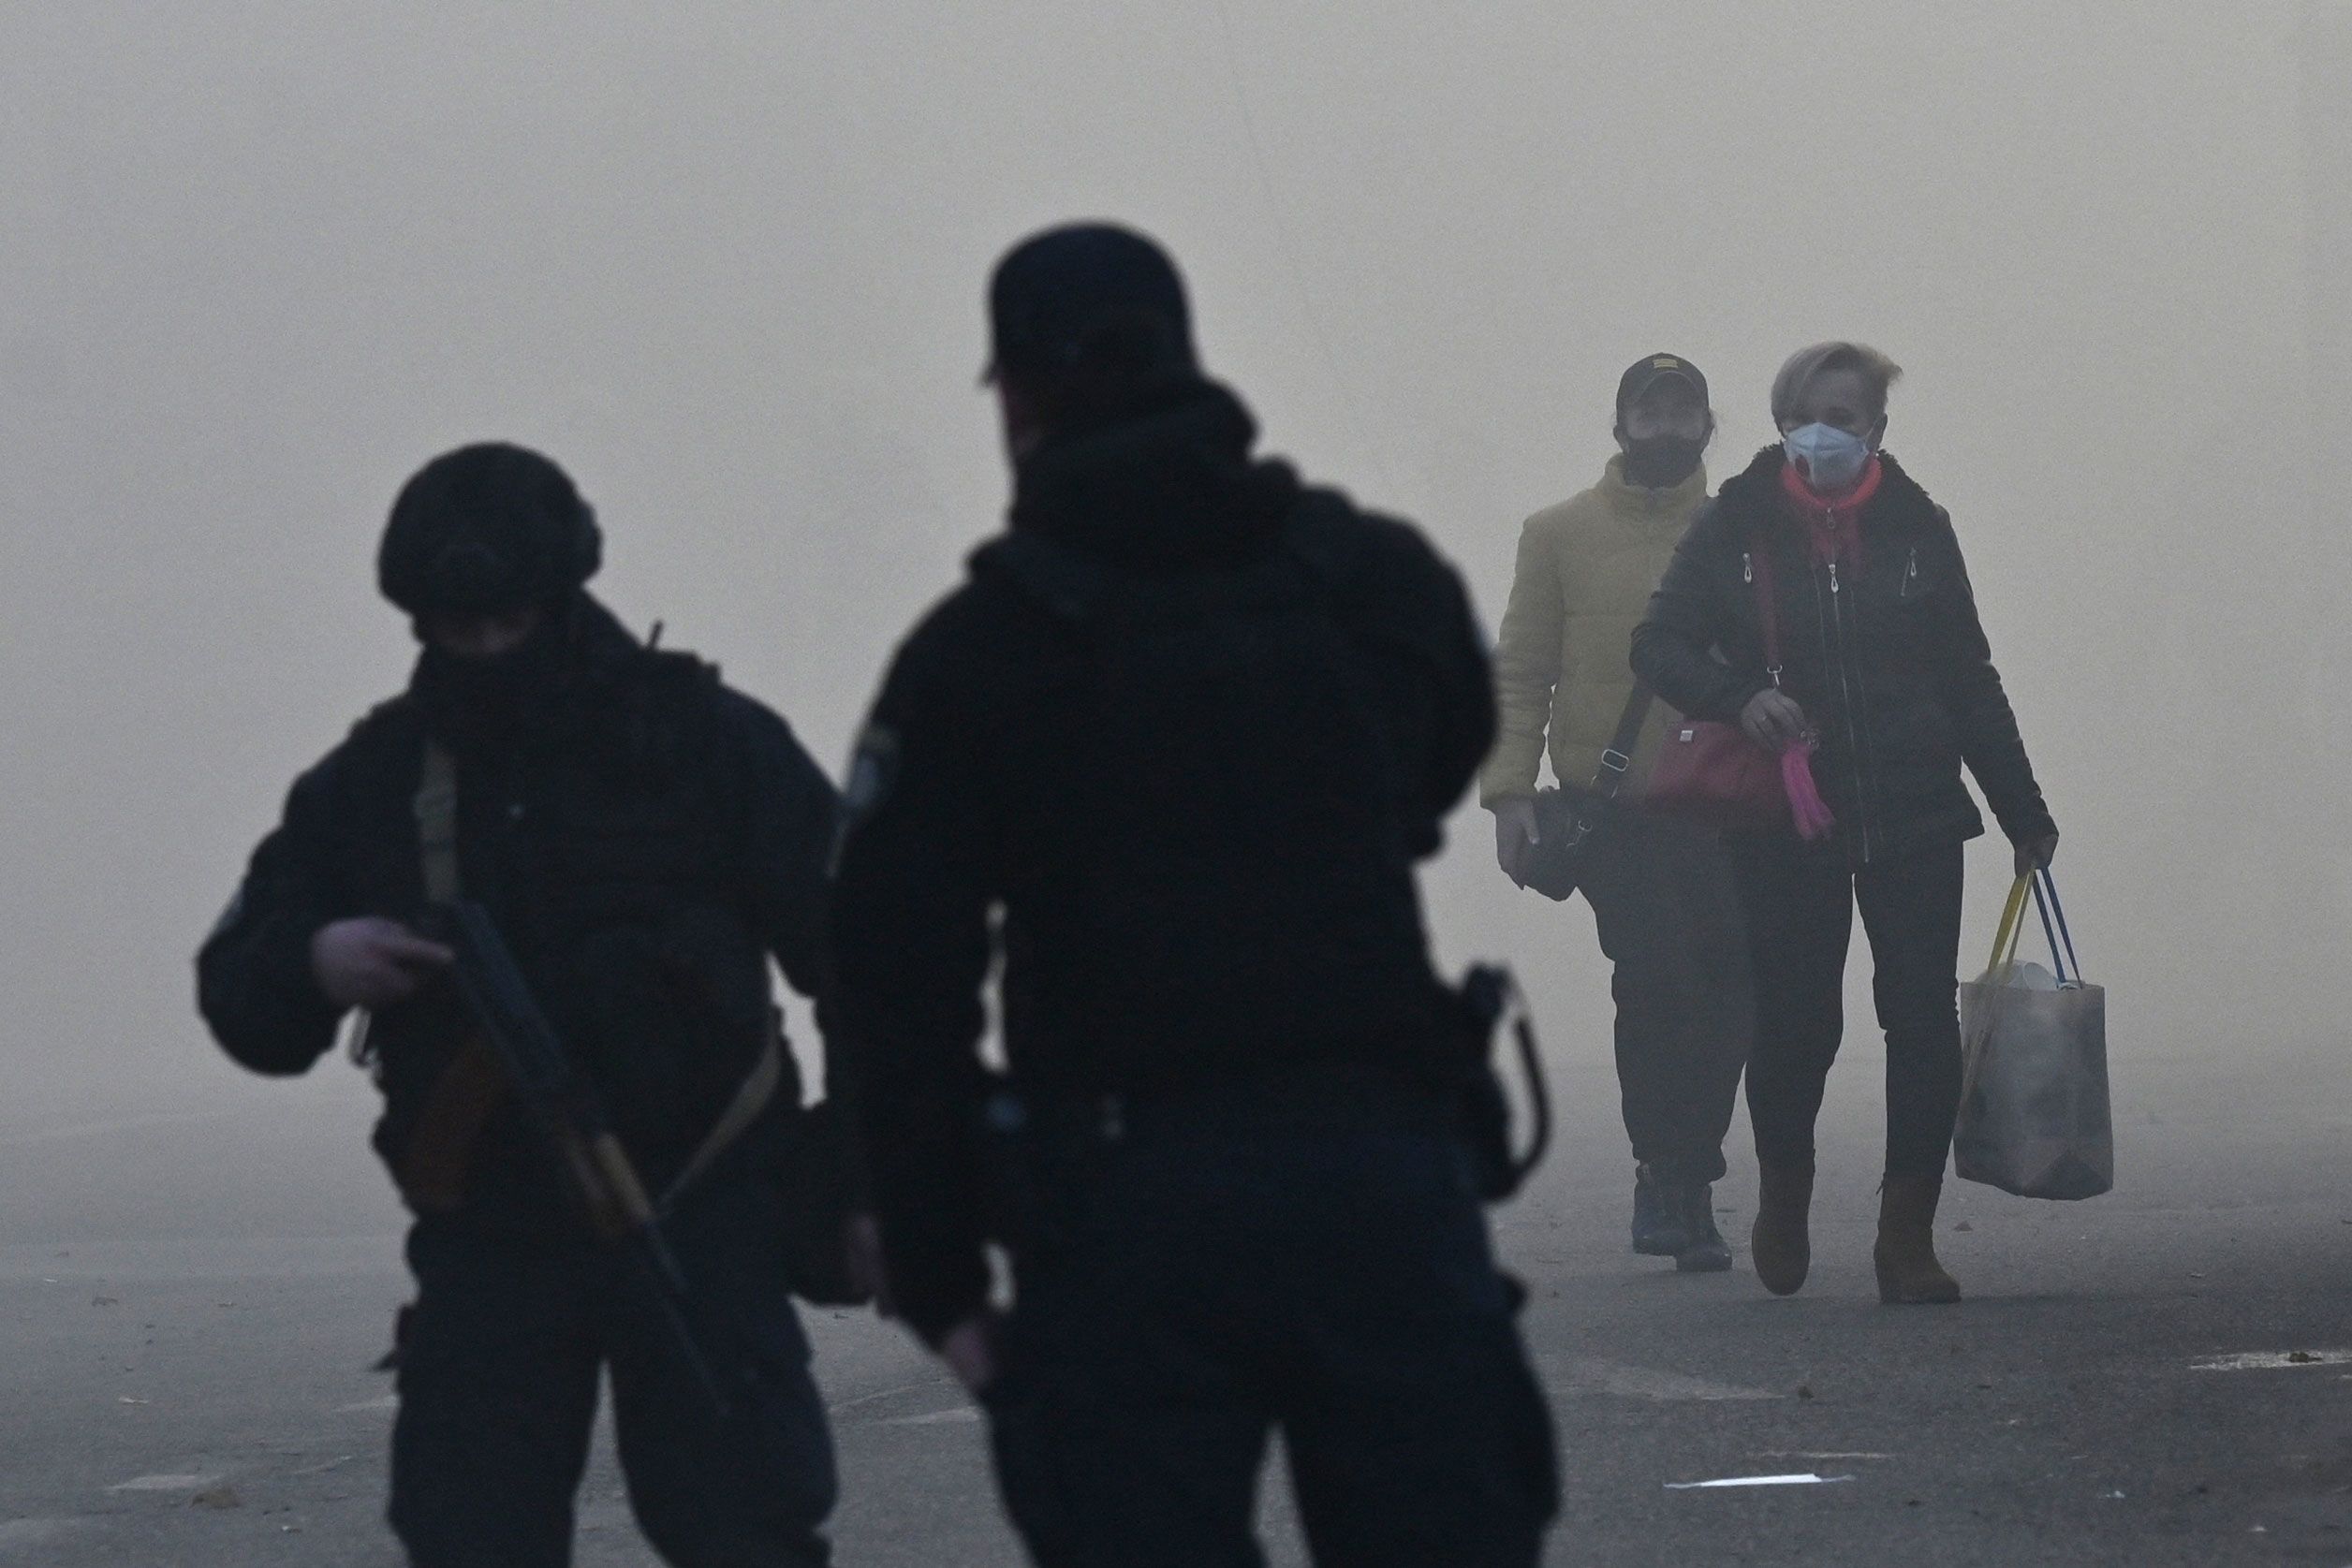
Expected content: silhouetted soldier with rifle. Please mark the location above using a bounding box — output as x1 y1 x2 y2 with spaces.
198 444 860 1567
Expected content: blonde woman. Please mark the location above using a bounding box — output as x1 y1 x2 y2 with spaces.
1632 343 2059 1305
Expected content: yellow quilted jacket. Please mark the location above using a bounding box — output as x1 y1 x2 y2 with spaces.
1479 456 1711 804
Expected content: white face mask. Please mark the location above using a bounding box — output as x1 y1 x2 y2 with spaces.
1782 422 1873 491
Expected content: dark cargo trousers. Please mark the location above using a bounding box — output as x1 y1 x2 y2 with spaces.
1575 800 1754 1185
385 1160 837 1568
983 1097 1560 1568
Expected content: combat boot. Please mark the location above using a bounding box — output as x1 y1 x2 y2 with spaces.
1632 1164 1690 1257
1673 1183 1732 1273
1750 1159 1814 1296
1874 1174 1962 1305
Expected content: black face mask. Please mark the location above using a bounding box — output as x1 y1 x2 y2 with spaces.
1620 434 1707 489
410 610 573 750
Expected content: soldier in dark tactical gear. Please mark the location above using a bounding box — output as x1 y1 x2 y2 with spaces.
833 225 1560 1568
198 444 848 1568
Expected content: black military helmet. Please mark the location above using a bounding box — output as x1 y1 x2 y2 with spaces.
377 443 601 617
984 222 1198 388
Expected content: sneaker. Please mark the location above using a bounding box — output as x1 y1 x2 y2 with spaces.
1674 1182 1733 1273
1632 1164 1691 1256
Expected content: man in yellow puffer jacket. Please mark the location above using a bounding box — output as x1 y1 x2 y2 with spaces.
1483 355 1753 1272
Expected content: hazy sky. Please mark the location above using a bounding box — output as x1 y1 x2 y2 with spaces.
2 3 2345 1132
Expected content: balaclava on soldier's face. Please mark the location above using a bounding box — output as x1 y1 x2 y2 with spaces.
412 600 575 735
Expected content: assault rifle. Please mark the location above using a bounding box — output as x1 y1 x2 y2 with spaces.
431 898 740 1422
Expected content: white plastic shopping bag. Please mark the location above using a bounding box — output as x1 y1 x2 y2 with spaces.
1954 872 2112 1200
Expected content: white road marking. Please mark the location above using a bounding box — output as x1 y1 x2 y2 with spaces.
885 1406 983 1426
1552 1356 1781 1402
2191 1349 2352 1371
337 1394 399 1412
106 1473 220 1493
1759 1451 1893 1461
826 1376 955 1417
1667 1473 1854 1490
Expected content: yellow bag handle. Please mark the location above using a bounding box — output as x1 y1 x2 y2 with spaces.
1961 875 2036 1102
1982 874 2031 981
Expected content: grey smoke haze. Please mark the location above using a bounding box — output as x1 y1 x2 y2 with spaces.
1 3 2345 1150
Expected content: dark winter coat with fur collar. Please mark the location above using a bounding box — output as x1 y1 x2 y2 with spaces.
1631 447 2055 867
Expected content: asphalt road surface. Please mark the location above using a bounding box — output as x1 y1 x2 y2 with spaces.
5 1035 2348 1567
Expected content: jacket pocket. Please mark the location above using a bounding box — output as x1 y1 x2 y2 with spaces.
1898 546 1926 603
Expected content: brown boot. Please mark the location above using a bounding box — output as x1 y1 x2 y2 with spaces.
1874 1174 1962 1305
1750 1160 1815 1297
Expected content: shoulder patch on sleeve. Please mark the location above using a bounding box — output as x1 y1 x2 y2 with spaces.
830 723 902 872
845 724 901 818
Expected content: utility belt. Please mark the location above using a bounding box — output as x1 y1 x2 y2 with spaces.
1001 1058 1451 1149
972 1060 1433 1260
978 975 1550 1252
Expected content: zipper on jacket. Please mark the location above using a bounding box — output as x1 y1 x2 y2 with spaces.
1830 556 1888 859
1900 548 1920 602
1747 550 1785 690
1817 559 1875 862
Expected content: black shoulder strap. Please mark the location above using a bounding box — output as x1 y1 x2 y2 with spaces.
1588 683 1655 802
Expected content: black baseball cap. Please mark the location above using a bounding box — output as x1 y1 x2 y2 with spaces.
984 223 1198 386
1615 353 1710 418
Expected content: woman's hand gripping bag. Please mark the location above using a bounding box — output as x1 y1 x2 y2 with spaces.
1955 872 2112 1200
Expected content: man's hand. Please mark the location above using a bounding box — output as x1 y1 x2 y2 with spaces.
938 1312 1003 1397
2014 833 2060 879
309 916 453 1010
1739 689 1810 753
1491 797 1541 886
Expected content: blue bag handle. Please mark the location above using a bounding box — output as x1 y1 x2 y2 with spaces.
2030 869 2081 984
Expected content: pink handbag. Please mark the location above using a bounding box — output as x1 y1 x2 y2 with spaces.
1646 716 1788 828
1644 545 1798 830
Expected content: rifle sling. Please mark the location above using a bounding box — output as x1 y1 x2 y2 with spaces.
415 741 463 904
396 741 787 1216
394 742 508 1212
662 1032 785 1209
